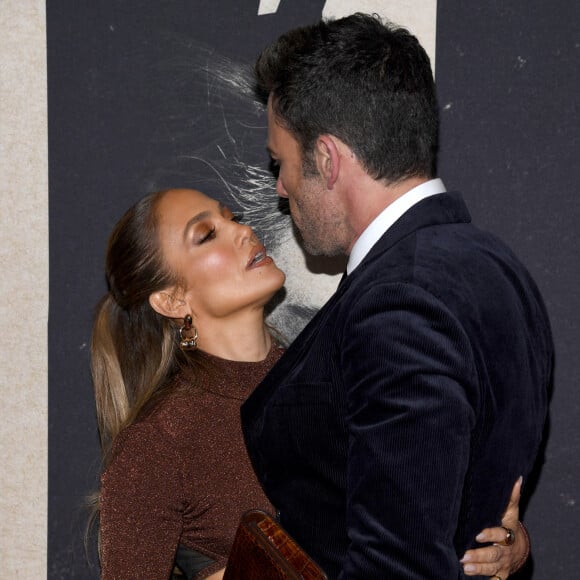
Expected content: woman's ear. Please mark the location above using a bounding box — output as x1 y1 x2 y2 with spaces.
148 288 187 319
314 134 340 189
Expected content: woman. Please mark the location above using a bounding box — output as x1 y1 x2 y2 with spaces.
92 188 529 579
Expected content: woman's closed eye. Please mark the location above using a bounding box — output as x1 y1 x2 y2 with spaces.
197 226 216 244
196 209 244 243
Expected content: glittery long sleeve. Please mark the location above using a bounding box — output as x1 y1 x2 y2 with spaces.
100 422 184 579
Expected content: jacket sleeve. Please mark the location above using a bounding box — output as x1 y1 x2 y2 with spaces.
99 422 184 580
339 282 478 578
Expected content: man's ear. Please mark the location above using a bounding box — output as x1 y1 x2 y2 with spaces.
314 135 340 189
148 289 187 319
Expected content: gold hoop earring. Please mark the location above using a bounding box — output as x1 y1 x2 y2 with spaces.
179 314 198 351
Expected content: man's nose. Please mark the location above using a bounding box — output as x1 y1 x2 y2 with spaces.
276 178 288 198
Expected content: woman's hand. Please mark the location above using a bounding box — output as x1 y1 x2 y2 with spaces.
461 477 530 578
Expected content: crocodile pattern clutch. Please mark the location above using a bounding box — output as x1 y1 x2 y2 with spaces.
223 510 328 579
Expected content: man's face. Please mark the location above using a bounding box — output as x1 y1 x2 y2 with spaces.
266 99 349 257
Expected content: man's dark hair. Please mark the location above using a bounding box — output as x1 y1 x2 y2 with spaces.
255 12 438 182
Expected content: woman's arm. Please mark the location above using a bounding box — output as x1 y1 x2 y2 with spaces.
100 423 183 579
461 477 530 578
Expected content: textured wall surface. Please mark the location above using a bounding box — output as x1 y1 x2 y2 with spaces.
435 3 580 576
0 1 48 578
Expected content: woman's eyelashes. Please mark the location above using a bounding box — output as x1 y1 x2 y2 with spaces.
196 211 244 244
197 226 216 244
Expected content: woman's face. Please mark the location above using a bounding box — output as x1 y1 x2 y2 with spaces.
155 188 286 322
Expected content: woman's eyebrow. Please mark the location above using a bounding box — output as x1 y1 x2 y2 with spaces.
182 203 227 240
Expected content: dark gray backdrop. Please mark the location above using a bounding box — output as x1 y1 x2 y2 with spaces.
47 1 579 578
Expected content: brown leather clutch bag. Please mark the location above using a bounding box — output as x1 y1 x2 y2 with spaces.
223 509 328 579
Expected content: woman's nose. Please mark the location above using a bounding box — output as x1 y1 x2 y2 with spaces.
235 222 255 245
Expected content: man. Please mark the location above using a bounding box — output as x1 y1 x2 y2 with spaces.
241 13 552 578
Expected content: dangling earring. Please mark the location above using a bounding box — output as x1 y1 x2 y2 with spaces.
179 314 198 351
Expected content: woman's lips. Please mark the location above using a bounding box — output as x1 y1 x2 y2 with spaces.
247 245 273 269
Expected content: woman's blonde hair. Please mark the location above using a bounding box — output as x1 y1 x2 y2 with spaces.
91 190 197 463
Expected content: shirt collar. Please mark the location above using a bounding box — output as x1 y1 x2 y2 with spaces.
347 178 446 274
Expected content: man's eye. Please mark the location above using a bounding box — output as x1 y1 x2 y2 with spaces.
269 158 280 179
231 212 245 223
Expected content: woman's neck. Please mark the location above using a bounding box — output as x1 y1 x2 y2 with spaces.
195 310 272 362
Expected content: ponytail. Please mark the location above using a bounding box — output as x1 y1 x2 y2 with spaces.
90 190 185 463
91 291 179 461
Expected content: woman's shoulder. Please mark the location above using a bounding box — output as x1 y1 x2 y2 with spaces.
103 396 197 482
108 413 173 465
137 381 201 435
108 381 196 455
